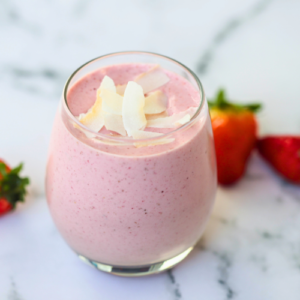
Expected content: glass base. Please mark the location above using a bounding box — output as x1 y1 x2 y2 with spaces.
78 246 193 277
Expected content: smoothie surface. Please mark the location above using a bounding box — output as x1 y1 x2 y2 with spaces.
67 64 200 136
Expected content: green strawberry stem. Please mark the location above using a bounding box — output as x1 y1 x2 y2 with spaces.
208 89 262 113
0 162 30 208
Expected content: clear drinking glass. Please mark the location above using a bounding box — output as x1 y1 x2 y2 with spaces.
46 51 217 276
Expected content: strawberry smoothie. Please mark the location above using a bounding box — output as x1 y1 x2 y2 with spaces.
46 55 217 270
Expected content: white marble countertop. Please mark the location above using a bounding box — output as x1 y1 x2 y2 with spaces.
1 0 300 299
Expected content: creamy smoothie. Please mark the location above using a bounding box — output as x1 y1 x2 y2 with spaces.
46 61 216 267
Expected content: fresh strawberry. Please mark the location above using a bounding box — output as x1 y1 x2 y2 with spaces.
0 160 30 216
257 136 300 184
208 90 261 185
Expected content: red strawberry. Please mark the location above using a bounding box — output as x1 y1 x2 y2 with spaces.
0 160 30 216
257 136 300 184
209 90 261 185
0 198 13 216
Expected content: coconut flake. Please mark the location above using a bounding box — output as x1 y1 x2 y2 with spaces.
77 75 116 136
116 84 127 96
101 89 123 115
132 130 174 148
104 113 127 136
100 75 116 92
122 81 147 137
78 96 104 134
144 90 167 114
135 65 170 94
175 114 191 126
146 107 197 128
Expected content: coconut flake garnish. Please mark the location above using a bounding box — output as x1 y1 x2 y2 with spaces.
100 75 116 93
77 96 103 136
144 90 167 114
176 114 191 126
101 89 123 115
104 113 127 136
146 107 197 128
74 69 196 147
135 65 170 94
78 76 116 134
122 81 147 137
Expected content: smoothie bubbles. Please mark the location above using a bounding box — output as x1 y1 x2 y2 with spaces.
46 52 217 276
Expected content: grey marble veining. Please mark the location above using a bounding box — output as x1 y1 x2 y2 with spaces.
197 0 273 75
0 0 300 299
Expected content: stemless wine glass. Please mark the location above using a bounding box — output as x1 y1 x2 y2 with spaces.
46 51 217 277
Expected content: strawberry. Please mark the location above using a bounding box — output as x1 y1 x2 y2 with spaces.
257 136 300 184
208 89 261 185
0 160 30 216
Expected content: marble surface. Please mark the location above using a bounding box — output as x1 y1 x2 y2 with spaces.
0 0 300 299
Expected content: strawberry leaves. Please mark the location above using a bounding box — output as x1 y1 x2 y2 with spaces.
0 162 30 208
208 89 262 113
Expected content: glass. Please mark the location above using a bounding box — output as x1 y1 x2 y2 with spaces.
46 51 217 277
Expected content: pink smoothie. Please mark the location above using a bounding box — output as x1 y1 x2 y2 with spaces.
46 63 216 266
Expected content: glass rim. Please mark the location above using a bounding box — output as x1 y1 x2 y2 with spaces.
63 51 205 143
